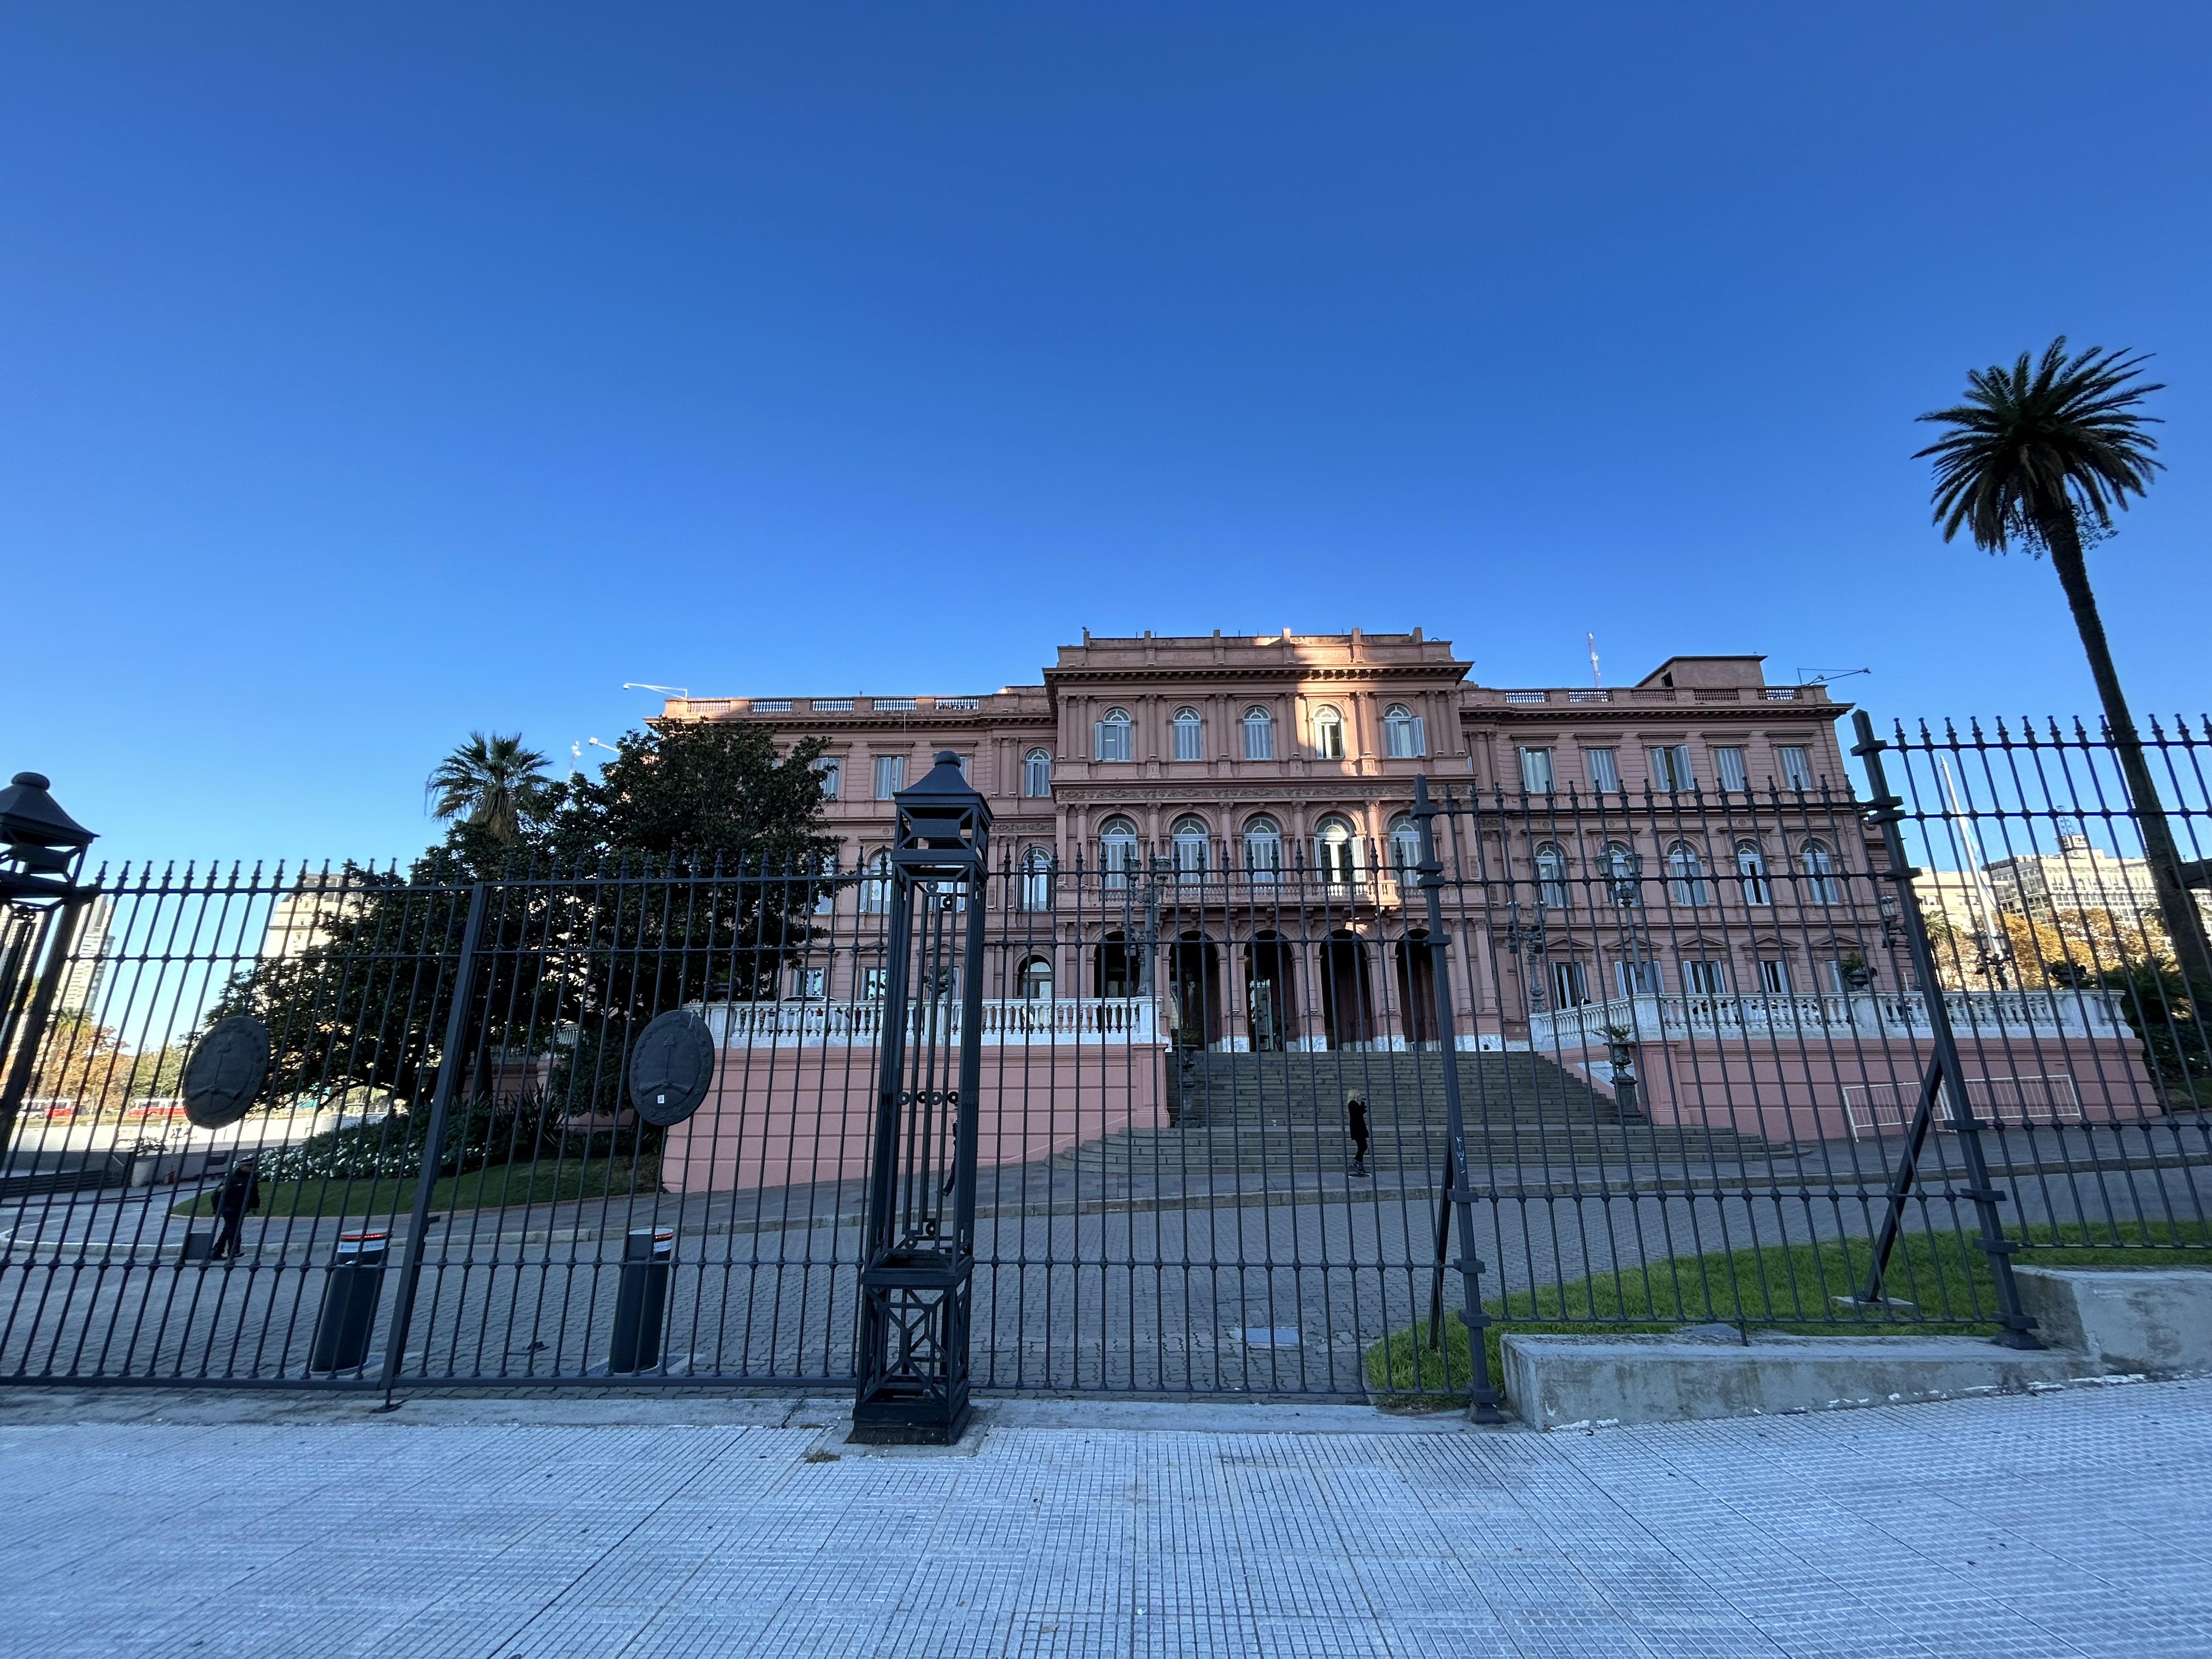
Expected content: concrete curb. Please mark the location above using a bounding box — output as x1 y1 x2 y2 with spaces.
1500 1330 2148 1431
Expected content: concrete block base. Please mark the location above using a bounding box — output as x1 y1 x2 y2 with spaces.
1500 1331 2107 1430
2016 1265 2212 1375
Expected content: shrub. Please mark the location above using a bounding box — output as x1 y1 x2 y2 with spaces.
256 1092 566 1183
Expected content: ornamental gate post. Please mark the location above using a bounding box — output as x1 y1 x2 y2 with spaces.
852 751 991 1443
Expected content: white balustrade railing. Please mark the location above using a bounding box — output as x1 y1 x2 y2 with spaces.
1528 989 2136 1049
690 996 1160 1048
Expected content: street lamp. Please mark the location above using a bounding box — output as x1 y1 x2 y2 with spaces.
1501 900 1550 1012
1606 848 1651 1008
0 772 100 1154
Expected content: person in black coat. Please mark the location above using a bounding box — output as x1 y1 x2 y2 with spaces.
211 1157 261 1260
1345 1090 1370 1177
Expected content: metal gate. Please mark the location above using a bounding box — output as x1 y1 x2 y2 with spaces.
4 717 2209 1403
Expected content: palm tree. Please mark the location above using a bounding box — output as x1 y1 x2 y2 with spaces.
1916 337 2212 1000
425 732 550 845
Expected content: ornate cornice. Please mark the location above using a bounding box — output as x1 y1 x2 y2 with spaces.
1044 662 1471 690
1464 699 1848 727
1052 783 1412 808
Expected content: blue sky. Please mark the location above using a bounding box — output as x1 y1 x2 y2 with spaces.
5 4 2208 872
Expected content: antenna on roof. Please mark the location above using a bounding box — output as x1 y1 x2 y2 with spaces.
1587 633 1601 688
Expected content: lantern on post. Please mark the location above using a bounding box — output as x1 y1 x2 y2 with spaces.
851 751 991 1444
0 773 99 1157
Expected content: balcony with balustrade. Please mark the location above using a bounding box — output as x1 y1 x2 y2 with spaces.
689 996 1159 1048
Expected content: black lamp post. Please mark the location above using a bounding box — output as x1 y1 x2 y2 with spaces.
0 773 100 1158
851 752 991 1444
1605 847 1650 1004
1501 900 1550 1013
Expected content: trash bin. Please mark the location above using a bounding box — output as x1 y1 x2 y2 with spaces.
607 1228 674 1373
309 1230 389 1372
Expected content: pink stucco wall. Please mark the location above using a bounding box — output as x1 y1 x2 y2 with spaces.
1559 1033 2158 1145
659 1042 1167 1194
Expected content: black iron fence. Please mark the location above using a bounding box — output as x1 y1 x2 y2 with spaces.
1 714 2205 1404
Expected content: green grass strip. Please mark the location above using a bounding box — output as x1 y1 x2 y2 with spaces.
172 1156 657 1220
1367 1221 2212 1404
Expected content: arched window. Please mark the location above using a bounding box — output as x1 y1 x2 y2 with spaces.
859 850 893 915
1099 817 1139 889
1383 704 1425 759
1171 816 1210 881
1667 842 1710 907
1018 847 1054 911
1801 839 1839 905
1018 955 1054 1002
1536 843 1568 909
1315 816 1359 887
1023 748 1052 798
1387 814 1423 878
1313 704 1346 759
1242 705 1274 760
1736 841 1771 906
1094 708 1132 763
1171 707 1203 762
1243 816 1283 882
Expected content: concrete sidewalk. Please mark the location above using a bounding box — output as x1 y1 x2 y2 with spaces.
1 1382 2207 1658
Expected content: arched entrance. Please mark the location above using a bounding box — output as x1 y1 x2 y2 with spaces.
1393 932 1439 1047
1169 932 1220 1049
1096 932 1139 998
1320 932 1375 1049
1244 932 1296 1051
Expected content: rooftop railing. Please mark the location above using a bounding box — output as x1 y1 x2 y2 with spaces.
1529 989 2136 1049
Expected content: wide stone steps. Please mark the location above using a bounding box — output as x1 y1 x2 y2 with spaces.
1169 1050 1637 1126
1049 1050 1768 1179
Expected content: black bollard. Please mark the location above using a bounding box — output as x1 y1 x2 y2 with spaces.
607 1228 674 1373
309 1229 388 1372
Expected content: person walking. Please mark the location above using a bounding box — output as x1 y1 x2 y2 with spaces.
210 1156 261 1260
1345 1090 1370 1177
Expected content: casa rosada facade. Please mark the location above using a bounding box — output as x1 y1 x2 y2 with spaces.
659 629 1860 1051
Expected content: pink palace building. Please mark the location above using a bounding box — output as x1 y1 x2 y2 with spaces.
664 629 1865 1045
651 631 2154 1192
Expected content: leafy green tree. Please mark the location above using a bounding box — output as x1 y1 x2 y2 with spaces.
214 719 837 1121
425 732 551 846
1916 339 2212 1009
543 720 833 873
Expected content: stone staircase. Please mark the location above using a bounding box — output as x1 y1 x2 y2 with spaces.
1053 1050 1766 1182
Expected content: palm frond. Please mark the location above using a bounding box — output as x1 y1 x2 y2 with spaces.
424 731 552 844
1914 337 2163 552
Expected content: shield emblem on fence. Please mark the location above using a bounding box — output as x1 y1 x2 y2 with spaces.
628 1011 716 1127
181 1015 272 1128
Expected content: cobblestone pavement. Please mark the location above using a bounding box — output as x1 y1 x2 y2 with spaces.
2 1377 2208 1657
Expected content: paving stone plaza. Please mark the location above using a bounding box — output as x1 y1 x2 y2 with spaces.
4 1378 2208 1658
